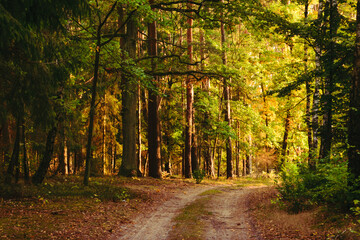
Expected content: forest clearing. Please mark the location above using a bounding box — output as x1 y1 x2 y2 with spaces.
2 0 360 239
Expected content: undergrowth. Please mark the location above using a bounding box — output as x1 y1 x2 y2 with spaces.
0 176 132 202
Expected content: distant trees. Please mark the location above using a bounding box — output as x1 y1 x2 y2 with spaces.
2 0 359 189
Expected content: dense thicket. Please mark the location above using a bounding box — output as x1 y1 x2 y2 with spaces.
1 0 359 208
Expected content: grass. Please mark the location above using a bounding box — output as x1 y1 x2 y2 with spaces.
0 176 132 202
200 175 275 187
200 189 223 196
168 196 212 240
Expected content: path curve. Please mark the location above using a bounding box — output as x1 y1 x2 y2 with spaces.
203 186 264 240
116 185 216 240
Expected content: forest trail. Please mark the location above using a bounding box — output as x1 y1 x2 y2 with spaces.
116 184 263 240
203 186 263 240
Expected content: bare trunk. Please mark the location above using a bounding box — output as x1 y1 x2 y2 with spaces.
184 2 193 178
32 125 57 185
22 121 29 183
5 116 20 184
148 0 162 178
83 35 100 185
221 11 233 178
319 0 339 160
348 0 360 180
120 17 138 177
280 110 291 169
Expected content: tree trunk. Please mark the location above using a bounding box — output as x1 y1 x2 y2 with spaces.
1 119 11 172
191 121 199 173
148 0 162 178
319 0 339 160
84 29 100 186
221 10 233 178
304 0 315 169
236 120 240 177
217 147 222 178
5 116 20 184
312 0 324 162
348 0 360 180
32 126 57 185
280 110 291 169
184 2 194 178
22 121 29 183
57 125 66 175
119 16 138 177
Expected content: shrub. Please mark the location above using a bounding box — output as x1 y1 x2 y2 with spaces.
276 159 351 213
193 170 205 184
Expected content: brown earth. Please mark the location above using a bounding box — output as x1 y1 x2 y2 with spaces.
1 177 359 239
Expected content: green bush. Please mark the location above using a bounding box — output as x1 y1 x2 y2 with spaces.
193 170 205 184
277 159 351 213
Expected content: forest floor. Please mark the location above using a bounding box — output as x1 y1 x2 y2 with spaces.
0 176 359 239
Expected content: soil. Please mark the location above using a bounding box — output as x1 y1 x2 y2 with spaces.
2 177 358 239
115 184 217 240
116 185 265 240
203 186 264 240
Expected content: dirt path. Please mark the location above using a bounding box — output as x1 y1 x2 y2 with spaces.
116 185 216 240
116 185 263 240
203 186 263 240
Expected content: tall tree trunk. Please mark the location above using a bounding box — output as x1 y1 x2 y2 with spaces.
22 121 29 183
191 121 199 173
184 2 194 178
221 9 233 178
137 84 142 176
217 147 222 178
280 110 291 169
236 120 240 177
57 124 66 175
348 0 360 180
120 16 138 177
200 29 214 177
5 116 21 184
148 0 162 178
1 119 11 171
84 28 101 186
312 0 324 161
319 0 339 159
102 93 108 175
32 125 57 185
304 0 315 169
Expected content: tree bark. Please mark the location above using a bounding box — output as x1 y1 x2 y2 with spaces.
304 0 315 169
148 0 162 178
32 126 57 185
5 116 20 184
119 16 138 177
221 9 233 178
280 110 291 169
319 0 339 160
348 0 360 180
184 2 194 178
22 121 30 183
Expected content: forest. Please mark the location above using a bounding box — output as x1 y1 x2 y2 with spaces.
1 0 360 238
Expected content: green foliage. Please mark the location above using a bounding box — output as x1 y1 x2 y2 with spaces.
193 170 205 184
0 180 132 202
277 159 351 213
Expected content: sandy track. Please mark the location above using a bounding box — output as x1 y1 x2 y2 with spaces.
203 187 264 240
116 185 263 240
116 185 216 240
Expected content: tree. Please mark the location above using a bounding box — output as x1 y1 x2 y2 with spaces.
348 0 360 181
184 1 194 178
119 10 139 177
148 0 162 178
